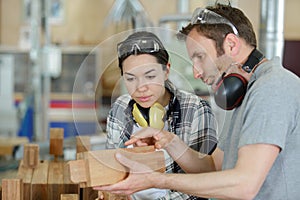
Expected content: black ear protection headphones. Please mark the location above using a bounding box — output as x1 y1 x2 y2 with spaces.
214 49 264 110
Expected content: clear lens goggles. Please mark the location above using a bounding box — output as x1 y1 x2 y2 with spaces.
191 8 239 36
117 38 161 60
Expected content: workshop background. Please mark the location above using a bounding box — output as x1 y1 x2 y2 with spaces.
0 0 299 198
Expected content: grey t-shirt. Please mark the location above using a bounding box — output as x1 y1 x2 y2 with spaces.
219 57 300 199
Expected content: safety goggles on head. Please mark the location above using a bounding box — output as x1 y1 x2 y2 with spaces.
117 37 161 61
191 8 239 36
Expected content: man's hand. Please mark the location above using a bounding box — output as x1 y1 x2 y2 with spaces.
93 152 161 195
125 127 175 149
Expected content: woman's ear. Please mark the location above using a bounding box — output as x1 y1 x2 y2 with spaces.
165 63 171 80
224 33 240 57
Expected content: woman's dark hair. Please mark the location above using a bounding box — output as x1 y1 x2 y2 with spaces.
117 31 169 75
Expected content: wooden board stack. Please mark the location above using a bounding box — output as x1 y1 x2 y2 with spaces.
1 128 165 200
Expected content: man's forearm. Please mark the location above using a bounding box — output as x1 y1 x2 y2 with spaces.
164 134 216 173
152 170 252 200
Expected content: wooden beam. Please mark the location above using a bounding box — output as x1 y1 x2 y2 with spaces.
47 161 65 200
1 179 23 200
60 194 78 200
31 160 49 199
23 144 39 168
105 193 128 200
69 146 165 187
63 161 79 195
0 146 14 156
81 187 98 200
76 136 91 154
0 137 28 156
68 159 87 184
49 128 64 161
17 161 33 200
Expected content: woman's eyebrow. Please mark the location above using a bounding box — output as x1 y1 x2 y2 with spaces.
124 72 135 76
124 68 156 76
144 69 156 75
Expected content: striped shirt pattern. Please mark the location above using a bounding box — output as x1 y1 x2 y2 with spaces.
106 80 218 200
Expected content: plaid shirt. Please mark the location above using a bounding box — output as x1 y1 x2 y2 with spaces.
106 80 218 200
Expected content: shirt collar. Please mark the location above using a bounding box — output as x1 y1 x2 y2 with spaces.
248 56 282 87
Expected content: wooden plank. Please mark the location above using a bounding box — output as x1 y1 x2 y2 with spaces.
1 179 23 200
0 137 28 156
0 137 29 146
74 152 88 189
96 192 128 200
68 160 87 184
81 187 98 200
84 190 126 200
71 146 157 190
49 128 64 159
31 160 49 200
0 146 14 156
88 146 164 187
47 161 64 200
69 146 165 187
123 145 155 153
62 161 79 195
60 194 78 200
17 161 33 200
106 193 128 200
23 144 39 168
76 136 90 154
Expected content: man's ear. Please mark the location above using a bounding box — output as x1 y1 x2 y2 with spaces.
224 33 240 57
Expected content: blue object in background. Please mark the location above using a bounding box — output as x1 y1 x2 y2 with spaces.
17 95 34 141
50 121 97 138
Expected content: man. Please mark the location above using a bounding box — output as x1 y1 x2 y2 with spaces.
94 3 300 199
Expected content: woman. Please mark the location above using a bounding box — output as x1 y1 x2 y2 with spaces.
106 31 217 200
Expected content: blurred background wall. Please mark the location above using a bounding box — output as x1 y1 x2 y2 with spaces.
1 0 300 45
0 0 299 140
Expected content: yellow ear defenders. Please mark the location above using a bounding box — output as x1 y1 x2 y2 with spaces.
132 103 166 129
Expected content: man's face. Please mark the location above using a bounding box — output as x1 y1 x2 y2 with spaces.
122 54 168 108
185 28 232 91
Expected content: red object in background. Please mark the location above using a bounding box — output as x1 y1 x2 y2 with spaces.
283 40 300 77
50 100 96 109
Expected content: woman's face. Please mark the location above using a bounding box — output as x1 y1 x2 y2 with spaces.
122 54 169 108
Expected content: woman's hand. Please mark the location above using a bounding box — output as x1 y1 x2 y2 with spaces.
125 127 175 149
